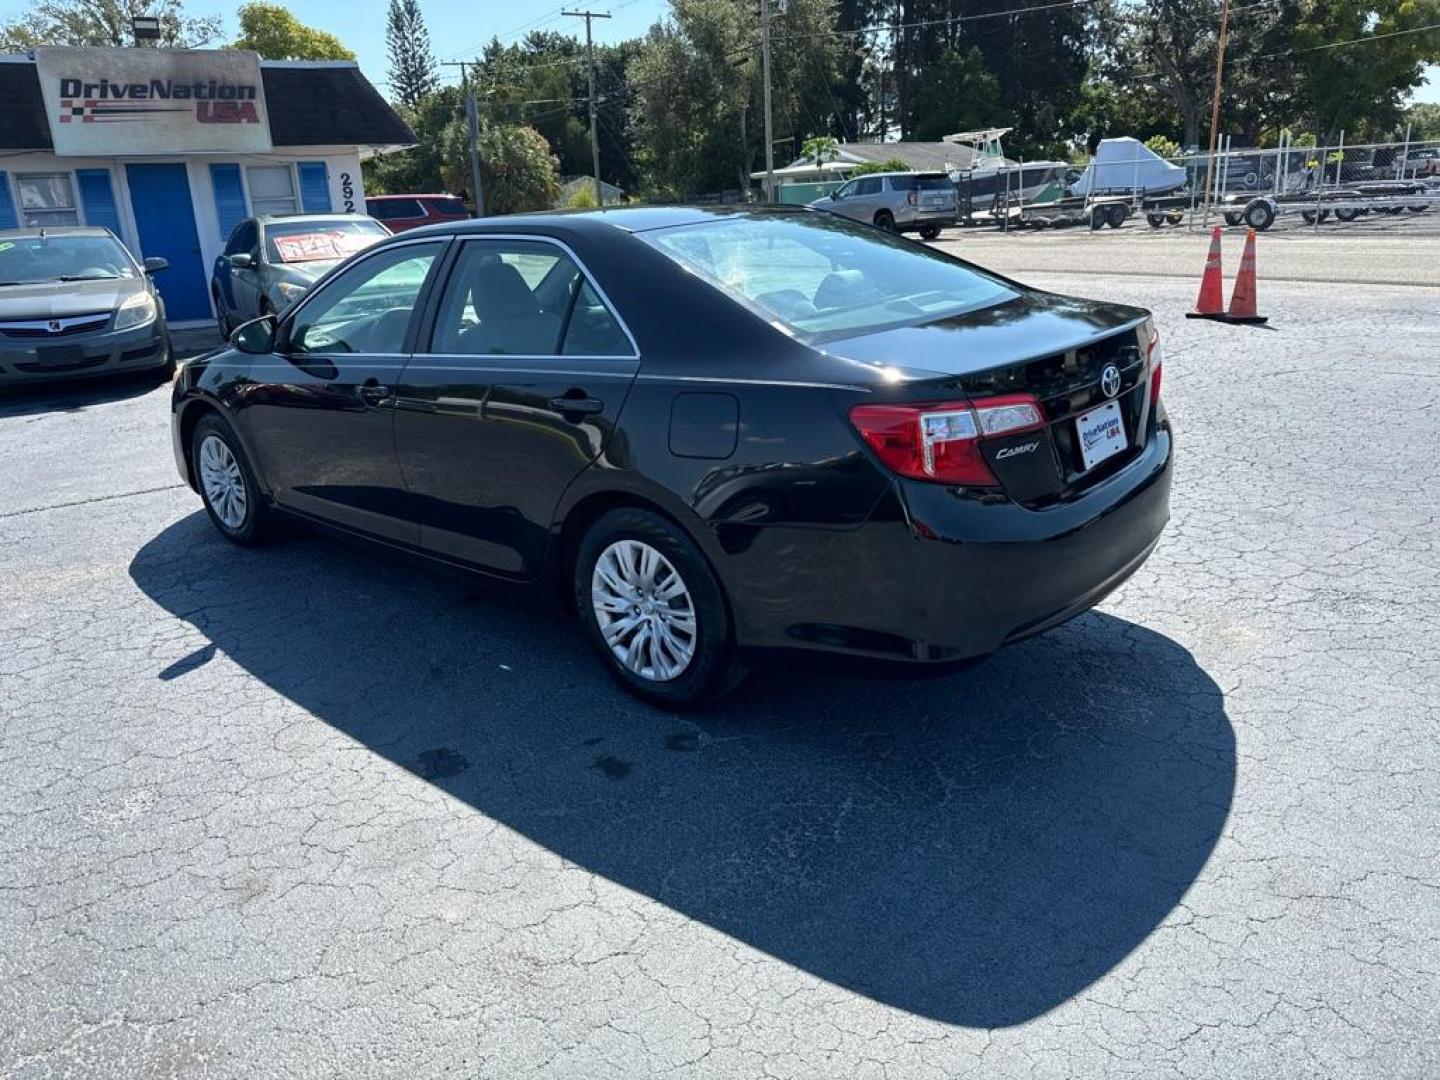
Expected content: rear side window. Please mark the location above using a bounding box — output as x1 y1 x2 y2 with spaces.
891 174 952 192
423 197 468 216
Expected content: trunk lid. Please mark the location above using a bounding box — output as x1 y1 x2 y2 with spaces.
828 291 1156 507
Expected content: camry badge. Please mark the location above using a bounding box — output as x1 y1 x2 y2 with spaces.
1100 363 1122 399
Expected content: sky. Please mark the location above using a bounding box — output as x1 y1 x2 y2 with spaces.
1 0 1435 104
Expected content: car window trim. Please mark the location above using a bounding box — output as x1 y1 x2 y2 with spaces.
276 235 452 358
417 234 640 361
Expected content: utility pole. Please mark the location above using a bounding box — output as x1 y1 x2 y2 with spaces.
1199 0 1232 220
442 60 485 217
564 9 611 206
760 0 775 201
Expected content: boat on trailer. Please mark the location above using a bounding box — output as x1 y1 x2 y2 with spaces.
941 128 1071 211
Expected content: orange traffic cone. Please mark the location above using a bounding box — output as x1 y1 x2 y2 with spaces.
1224 228 1268 324
1185 227 1227 320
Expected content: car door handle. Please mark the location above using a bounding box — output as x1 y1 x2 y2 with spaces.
549 394 604 415
358 382 391 406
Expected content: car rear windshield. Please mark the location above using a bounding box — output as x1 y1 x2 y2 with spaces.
0 234 137 285
643 213 1017 340
892 174 954 191
265 219 388 264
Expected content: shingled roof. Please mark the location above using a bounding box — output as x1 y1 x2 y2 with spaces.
0 56 414 151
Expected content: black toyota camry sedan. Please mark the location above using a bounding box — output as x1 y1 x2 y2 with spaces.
171 206 1171 707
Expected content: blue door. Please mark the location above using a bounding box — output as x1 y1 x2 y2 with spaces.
125 163 211 321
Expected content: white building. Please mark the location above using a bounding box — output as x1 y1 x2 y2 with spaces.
0 46 413 325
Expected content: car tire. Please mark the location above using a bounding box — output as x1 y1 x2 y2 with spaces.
156 337 176 381
874 210 895 232
1244 199 1276 231
918 223 941 240
575 508 744 709
1223 211 1244 227
191 413 270 547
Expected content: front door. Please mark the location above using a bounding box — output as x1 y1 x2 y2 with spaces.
124 163 210 321
393 237 639 577
237 239 447 543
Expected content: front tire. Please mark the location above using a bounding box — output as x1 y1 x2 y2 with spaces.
575 508 743 709
191 413 269 546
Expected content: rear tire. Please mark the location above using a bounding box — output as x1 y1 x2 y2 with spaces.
1223 211 1244 227
191 413 270 547
574 508 744 709
874 210 896 232
918 223 941 240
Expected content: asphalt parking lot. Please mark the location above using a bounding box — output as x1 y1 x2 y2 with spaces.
2 270 1437 1078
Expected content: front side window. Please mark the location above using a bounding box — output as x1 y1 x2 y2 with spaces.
225 221 258 256
833 180 856 199
16 174 80 227
854 177 882 196
288 242 442 355
645 212 1018 341
247 165 297 216
429 240 629 357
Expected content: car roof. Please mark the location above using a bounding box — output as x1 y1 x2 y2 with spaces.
0 225 118 240
397 204 814 239
255 212 376 222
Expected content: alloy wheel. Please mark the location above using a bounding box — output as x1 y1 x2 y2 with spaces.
591 539 697 682
198 434 248 531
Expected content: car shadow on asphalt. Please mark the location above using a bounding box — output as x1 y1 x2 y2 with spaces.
129 512 1235 1029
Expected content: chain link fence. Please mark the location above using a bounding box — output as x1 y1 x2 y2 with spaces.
943 136 1440 237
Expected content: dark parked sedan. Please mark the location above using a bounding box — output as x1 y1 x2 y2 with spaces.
1 227 171 386
171 207 1171 706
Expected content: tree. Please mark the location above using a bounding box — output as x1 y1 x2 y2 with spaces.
441 123 562 215
385 0 437 110
1 0 219 50
848 157 911 175
233 3 354 61
908 47 1001 142
802 134 839 165
1405 102 1440 140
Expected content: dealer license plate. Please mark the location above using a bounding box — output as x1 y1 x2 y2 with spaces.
1075 400 1126 471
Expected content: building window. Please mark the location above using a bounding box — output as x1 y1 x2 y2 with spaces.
16 173 80 227
246 165 297 216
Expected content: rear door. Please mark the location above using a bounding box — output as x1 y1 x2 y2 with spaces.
392 236 639 577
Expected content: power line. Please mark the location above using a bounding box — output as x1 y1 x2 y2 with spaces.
1259 21 1440 59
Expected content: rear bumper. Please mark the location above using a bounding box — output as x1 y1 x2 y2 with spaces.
723 423 1173 662
897 207 958 230
0 324 169 385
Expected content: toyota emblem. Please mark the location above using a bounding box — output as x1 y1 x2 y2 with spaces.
1100 364 1122 399
48 319 63 333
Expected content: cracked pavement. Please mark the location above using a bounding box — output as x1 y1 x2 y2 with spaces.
1 275 1436 1078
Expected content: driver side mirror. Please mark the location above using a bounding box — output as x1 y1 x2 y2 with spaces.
143 256 168 274
230 315 276 355
229 253 253 269
830 191 841 200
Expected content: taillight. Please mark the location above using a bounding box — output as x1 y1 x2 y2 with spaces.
907 191 918 206
849 395 1044 486
1147 324 1162 406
